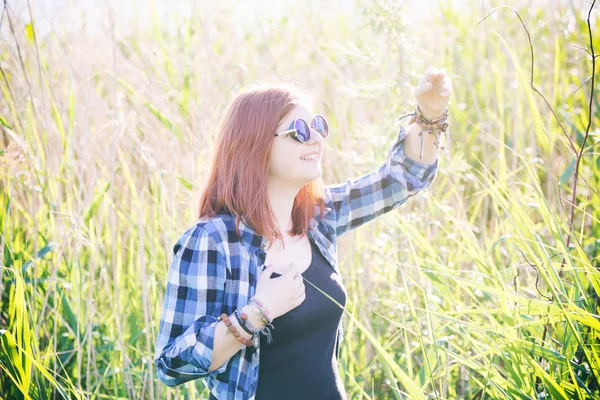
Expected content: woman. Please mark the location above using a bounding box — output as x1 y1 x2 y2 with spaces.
154 67 453 399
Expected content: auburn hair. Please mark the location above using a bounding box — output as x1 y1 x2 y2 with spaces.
198 82 326 250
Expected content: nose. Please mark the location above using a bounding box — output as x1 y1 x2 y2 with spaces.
307 127 324 146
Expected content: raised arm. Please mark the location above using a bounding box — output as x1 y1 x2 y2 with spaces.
323 66 452 238
323 122 439 238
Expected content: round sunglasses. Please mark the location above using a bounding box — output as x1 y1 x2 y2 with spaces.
273 115 329 143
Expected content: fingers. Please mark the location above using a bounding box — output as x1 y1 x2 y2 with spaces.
415 73 453 99
424 67 446 83
297 293 306 306
289 263 302 277
288 263 304 285
414 81 432 97
440 77 452 97
261 264 274 278
424 67 437 82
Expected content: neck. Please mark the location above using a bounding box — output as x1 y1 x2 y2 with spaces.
267 179 301 238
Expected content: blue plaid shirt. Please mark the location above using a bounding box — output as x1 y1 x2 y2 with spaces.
154 124 439 399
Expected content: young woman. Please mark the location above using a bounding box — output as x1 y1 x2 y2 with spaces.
154 68 453 399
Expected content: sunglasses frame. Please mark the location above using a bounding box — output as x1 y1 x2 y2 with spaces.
274 114 329 143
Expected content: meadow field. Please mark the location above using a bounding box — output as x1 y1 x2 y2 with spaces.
0 0 599 398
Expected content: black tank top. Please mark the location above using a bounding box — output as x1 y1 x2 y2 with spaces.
255 238 348 400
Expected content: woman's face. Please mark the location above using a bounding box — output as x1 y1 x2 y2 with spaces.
268 104 325 188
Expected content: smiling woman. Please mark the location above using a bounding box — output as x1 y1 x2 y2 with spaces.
198 82 326 243
268 103 328 207
153 78 446 399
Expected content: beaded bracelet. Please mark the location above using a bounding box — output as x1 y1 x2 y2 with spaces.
233 308 259 335
218 313 253 350
217 298 276 349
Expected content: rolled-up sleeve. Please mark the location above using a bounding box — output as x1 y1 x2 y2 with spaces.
324 123 439 238
154 224 229 387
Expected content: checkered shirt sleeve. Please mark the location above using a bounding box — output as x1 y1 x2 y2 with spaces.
154 224 229 387
324 124 439 237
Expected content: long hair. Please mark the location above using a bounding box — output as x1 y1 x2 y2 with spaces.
198 82 326 250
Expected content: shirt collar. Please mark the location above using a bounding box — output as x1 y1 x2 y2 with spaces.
238 214 271 253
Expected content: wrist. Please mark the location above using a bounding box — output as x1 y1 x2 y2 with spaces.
417 104 446 121
248 296 275 321
230 312 254 340
242 304 268 329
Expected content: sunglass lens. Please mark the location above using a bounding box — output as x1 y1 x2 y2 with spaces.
313 116 329 138
294 119 310 142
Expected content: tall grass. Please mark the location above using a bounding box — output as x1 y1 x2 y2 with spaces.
1 0 598 398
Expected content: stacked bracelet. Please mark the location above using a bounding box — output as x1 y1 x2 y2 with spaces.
247 302 271 327
248 297 273 324
396 105 456 160
233 308 259 335
219 313 253 350
218 299 275 349
247 297 275 344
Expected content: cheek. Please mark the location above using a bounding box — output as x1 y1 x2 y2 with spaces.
269 146 300 175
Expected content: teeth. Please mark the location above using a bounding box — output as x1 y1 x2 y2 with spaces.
301 155 318 160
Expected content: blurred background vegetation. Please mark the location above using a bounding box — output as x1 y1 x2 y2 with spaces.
1 0 599 398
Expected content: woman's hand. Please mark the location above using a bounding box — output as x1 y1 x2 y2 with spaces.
413 67 453 120
254 263 306 320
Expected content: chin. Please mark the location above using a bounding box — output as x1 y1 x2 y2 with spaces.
305 170 322 183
